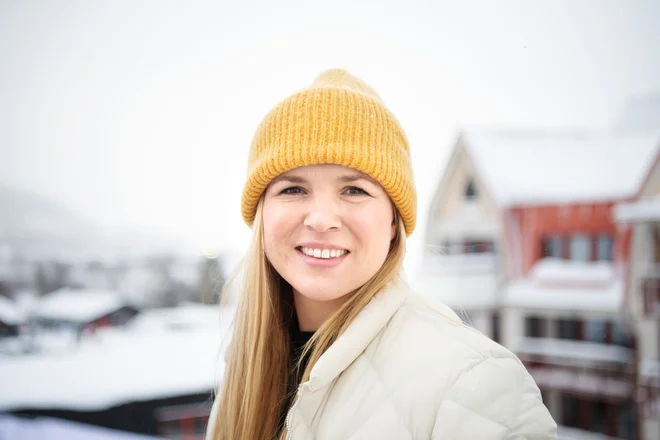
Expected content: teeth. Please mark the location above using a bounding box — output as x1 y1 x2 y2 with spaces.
301 247 347 259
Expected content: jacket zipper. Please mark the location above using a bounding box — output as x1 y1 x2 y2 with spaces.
285 385 304 440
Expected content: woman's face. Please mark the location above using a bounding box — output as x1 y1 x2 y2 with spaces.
263 164 396 305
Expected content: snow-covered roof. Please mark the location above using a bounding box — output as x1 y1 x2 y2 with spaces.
36 288 132 323
614 93 660 133
504 259 624 313
461 129 660 205
515 337 632 366
614 198 660 223
0 295 24 325
0 304 234 411
0 415 163 440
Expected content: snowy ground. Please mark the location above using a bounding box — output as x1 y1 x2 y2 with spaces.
0 414 163 440
0 304 234 412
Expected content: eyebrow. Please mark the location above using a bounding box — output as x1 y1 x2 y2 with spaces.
271 172 373 185
271 175 307 184
338 173 370 183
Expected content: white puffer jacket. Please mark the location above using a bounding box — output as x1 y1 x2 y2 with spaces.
207 281 557 439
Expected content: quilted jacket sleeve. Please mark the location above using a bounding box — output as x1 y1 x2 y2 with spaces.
431 357 557 439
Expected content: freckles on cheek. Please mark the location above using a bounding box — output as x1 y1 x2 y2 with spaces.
263 207 294 261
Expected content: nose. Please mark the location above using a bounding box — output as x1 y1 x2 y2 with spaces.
303 196 342 233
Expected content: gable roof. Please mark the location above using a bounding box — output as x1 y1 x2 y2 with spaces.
460 129 660 206
614 93 660 133
37 288 133 324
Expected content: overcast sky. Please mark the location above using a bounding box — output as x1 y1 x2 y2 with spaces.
1 0 659 267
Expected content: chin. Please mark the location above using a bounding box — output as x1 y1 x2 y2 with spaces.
290 277 353 303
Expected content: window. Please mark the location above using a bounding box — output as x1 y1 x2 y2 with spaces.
463 240 495 254
570 235 591 261
557 319 581 340
597 235 614 261
542 236 563 258
585 319 606 344
612 321 634 348
525 316 546 338
464 178 478 199
617 403 637 439
464 240 480 254
591 400 608 434
561 394 579 428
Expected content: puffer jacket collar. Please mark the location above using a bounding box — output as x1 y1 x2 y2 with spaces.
307 278 408 392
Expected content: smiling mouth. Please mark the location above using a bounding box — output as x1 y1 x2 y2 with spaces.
296 246 350 259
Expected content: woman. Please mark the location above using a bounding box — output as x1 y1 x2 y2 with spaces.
207 69 557 440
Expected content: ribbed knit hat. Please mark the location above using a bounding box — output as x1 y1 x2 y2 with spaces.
241 69 417 236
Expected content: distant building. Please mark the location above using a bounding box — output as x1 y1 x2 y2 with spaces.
0 303 229 439
0 295 23 338
420 127 660 439
35 288 139 338
615 143 660 440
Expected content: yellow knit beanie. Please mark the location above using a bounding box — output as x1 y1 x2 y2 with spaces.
241 69 417 236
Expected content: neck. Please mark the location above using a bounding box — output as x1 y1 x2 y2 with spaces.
293 289 351 332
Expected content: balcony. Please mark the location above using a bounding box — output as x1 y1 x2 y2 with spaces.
515 338 634 400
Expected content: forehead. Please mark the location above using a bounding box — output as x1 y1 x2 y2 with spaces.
272 164 378 184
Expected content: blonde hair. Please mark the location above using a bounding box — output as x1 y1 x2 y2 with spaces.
210 198 407 440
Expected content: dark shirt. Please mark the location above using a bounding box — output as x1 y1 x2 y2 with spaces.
279 324 315 431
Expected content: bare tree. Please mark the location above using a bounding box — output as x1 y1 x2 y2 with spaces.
199 256 225 304
35 261 70 296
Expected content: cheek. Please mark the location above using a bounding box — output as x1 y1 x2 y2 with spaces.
261 202 280 257
262 203 296 257
350 205 394 254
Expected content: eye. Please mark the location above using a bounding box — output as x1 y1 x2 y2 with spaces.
280 186 305 195
344 186 370 196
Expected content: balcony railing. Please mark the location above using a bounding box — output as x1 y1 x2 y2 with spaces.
515 338 634 400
